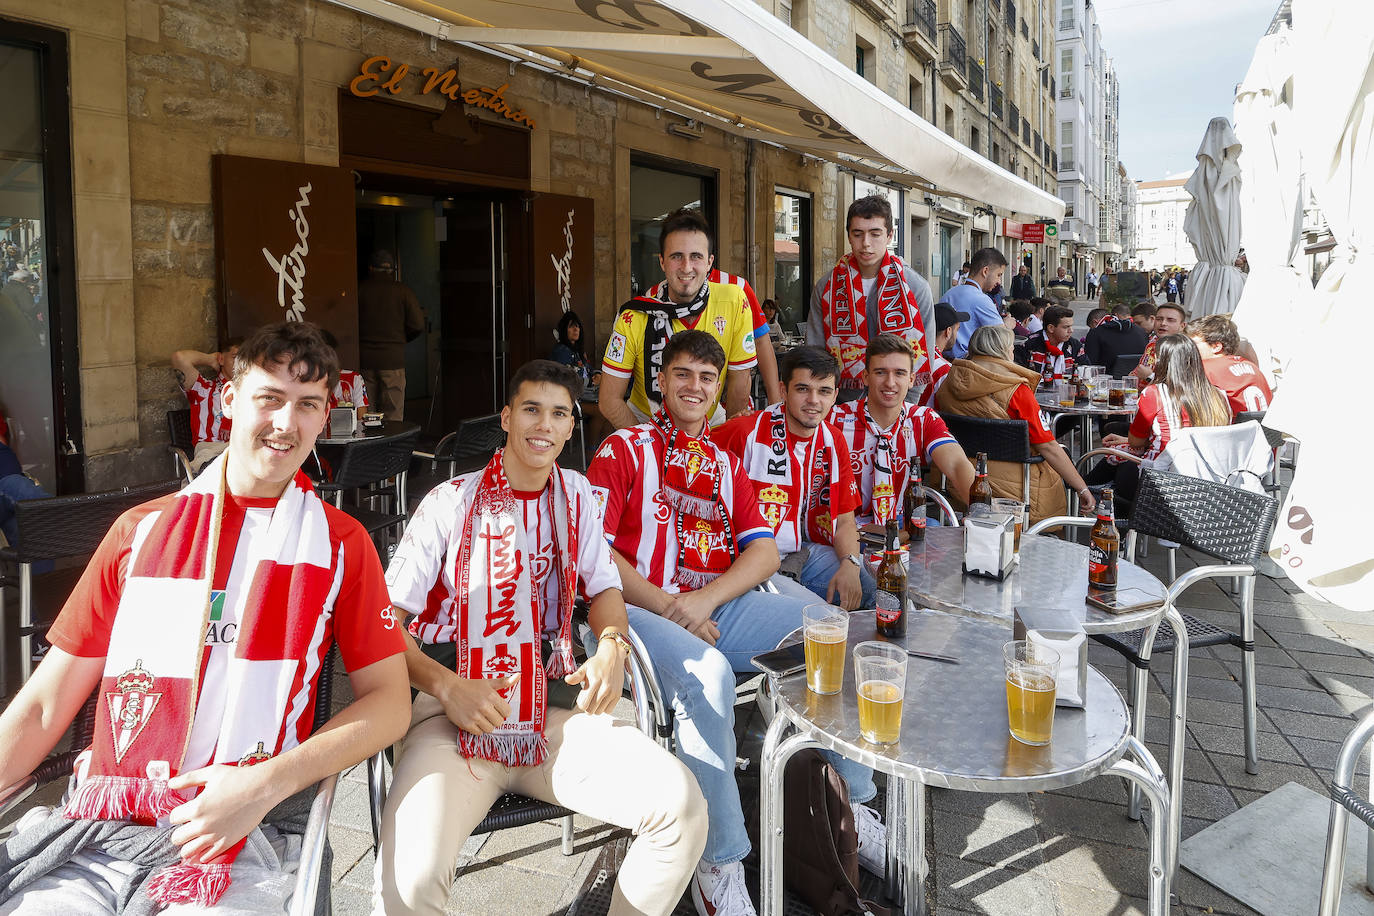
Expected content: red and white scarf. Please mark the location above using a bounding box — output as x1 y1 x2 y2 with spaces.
451 451 578 766
741 405 843 552
856 398 907 526
653 408 737 589
63 453 337 907
821 252 931 388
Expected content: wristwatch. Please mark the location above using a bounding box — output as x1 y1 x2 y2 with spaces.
844 553 862 569
599 630 633 657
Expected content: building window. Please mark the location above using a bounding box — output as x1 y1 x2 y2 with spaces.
992 142 1001 166
971 126 981 153
778 0 792 27
773 190 812 328
1059 120 1073 168
628 154 718 297
908 76 924 117
856 43 866 79
944 104 955 136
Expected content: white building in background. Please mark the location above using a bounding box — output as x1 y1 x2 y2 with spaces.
1134 172 1195 269
1055 0 1119 284
1119 162 1138 266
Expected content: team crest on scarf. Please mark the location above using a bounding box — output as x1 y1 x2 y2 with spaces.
238 742 272 765
757 483 790 530
741 405 847 551
821 252 931 388
651 409 738 588
106 659 161 765
873 482 896 525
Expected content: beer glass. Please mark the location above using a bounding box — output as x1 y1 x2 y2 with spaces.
1055 380 1075 409
991 497 1025 551
1004 640 1059 746
853 641 907 744
802 603 849 695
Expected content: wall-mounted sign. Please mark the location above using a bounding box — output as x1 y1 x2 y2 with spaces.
1000 218 1023 239
213 155 359 365
529 193 595 358
349 56 537 130
1021 223 1046 244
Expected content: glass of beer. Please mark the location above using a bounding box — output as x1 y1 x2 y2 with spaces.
802 603 849 695
991 497 1025 551
1055 380 1075 409
853 641 907 744
1004 640 1059 746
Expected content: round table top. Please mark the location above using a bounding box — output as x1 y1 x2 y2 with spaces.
316 420 420 447
771 612 1132 792
904 527 1166 634
1034 392 1134 417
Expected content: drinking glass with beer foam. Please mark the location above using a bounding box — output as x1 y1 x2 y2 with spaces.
1004 640 1059 746
853 641 907 745
802 603 849 696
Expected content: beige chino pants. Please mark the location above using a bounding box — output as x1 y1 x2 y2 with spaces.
361 368 406 421
372 694 707 915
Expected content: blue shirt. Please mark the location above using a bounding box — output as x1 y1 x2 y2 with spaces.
941 280 1001 359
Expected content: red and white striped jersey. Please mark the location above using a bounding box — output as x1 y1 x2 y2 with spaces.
829 399 958 525
585 423 774 594
186 373 231 445
918 351 952 408
330 370 370 410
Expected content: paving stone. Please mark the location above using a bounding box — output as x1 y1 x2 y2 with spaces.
1254 612 1333 636
931 853 1061 916
1254 684 1351 717
1035 837 1154 899
1288 650 1374 679
468 819 596 878
1207 753 1325 795
1251 645 1302 668
329 824 375 882
1029 793 1148 847
1250 663 1325 690
1313 671 1374 698
1273 630 1366 656
930 788 1036 828
1264 708 1359 742
1187 721 1302 765
932 810 1049 872
1287 734 1371 778
1171 866 1262 915
1176 779 1240 821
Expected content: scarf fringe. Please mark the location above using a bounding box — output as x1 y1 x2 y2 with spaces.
546 642 577 680
674 567 723 590
146 861 233 907
460 731 548 768
662 486 719 520
62 774 181 822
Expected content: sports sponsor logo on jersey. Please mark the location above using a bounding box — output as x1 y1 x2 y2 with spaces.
590 485 610 517
607 332 627 363
596 442 616 460
379 604 397 630
743 332 756 355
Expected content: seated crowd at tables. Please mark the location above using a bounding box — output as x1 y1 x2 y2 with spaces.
0 196 1275 916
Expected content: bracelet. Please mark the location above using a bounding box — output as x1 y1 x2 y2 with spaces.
599 631 632 655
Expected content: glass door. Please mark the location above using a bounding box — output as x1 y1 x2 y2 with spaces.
772 190 811 332
628 154 718 297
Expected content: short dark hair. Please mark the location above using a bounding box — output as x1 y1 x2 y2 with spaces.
507 359 582 407
779 346 840 387
1112 303 1133 317
1187 314 1240 355
1157 302 1188 323
846 194 893 233
1029 297 1049 313
662 329 726 373
1008 300 1034 322
1043 305 1074 328
659 207 714 255
969 247 1007 274
319 329 339 350
222 335 246 350
1131 302 1157 319
1087 307 1108 326
864 332 913 368
232 321 339 391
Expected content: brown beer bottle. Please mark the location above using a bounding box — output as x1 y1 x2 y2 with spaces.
969 452 994 507
902 457 926 542
875 519 907 638
1088 487 1120 588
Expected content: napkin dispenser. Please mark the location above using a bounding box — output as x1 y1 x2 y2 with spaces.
962 511 1015 580
328 408 357 438
1014 606 1087 708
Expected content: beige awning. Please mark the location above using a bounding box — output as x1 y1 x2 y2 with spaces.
327 0 1065 220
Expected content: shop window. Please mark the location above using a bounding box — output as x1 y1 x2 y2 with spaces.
628 154 718 297
772 190 811 329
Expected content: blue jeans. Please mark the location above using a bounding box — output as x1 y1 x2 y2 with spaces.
783 543 878 609
617 589 876 865
0 473 49 547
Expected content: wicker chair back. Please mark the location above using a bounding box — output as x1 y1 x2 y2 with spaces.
1132 469 1278 566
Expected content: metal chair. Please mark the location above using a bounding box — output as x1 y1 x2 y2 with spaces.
1110 352 1143 378
1234 409 1288 497
0 645 347 916
1319 710 1374 915
317 429 420 551
939 413 1045 505
166 408 194 484
0 479 181 688
406 414 507 509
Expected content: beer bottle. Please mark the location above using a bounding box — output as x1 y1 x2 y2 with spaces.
1088 487 1120 588
875 519 907 638
969 452 993 507
902 457 926 542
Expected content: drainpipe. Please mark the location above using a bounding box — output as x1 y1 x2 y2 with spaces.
746 139 758 287
983 0 992 162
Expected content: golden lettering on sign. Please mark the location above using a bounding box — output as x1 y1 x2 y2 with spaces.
349 55 537 130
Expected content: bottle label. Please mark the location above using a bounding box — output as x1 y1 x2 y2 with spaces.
1088 543 1118 577
876 589 905 624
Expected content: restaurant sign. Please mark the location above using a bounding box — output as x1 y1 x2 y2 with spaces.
1000 219 1046 244
349 56 537 130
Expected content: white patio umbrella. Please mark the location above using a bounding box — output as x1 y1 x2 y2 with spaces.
1183 118 1247 318
1229 30 1306 387
1264 0 1374 612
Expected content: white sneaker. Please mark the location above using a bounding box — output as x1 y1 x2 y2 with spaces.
691 860 757 916
855 803 887 877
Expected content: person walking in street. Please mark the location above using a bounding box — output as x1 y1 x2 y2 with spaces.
1010 263 1035 300
941 247 1008 359
358 249 425 422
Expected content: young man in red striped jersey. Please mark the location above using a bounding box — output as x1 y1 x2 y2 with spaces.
588 331 883 916
172 337 243 474
375 360 705 915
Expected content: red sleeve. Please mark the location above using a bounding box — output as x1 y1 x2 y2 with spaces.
1129 387 1159 440
742 280 766 332
585 433 635 537
829 432 861 517
47 499 169 657
712 413 757 461
328 507 407 671
1005 385 1055 444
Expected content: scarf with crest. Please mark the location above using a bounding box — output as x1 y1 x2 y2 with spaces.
450 451 578 766
859 398 907 525
626 280 711 410
821 252 931 388
652 408 737 589
63 453 337 908
742 405 843 552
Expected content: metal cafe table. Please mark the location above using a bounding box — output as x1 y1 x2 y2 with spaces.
759 611 1172 916
1035 389 1134 457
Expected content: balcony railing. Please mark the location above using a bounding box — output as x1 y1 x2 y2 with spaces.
1005 0 1016 30
1058 14 1075 30
1059 156 1072 171
905 0 937 42
1008 101 1019 132
990 84 1003 119
969 58 984 99
940 24 967 76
